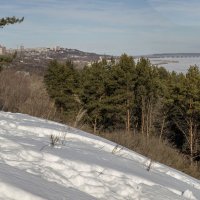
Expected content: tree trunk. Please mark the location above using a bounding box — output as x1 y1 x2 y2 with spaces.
146 110 149 138
149 103 153 137
189 118 194 165
74 107 87 128
93 117 97 134
159 116 166 143
146 100 153 139
189 99 194 165
126 98 131 134
141 96 145 136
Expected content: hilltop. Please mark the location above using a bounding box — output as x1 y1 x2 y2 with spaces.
5 47 115 71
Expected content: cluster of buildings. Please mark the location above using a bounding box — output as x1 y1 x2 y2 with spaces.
0 44 116 69
0 45 6 55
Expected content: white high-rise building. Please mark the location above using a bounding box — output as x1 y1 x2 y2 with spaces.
0 45 6 55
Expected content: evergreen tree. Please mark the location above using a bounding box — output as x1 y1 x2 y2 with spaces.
104 54 135 133
0 53 17 71
134 58 163 138
44 60 82 124
167 66 200 164
81 61 108 133
0 17 24 28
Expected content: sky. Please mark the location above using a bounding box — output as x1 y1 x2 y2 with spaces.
0 0 200 55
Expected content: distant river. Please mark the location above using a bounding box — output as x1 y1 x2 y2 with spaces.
148 57 200 73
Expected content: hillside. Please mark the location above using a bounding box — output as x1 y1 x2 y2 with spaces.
0 111 200 200
7 47 114 71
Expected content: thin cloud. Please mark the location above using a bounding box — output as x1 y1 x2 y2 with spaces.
148 0 200 25
0 0 171 27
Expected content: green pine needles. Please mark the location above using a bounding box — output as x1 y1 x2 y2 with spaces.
44 55 200 165
0 16 24 28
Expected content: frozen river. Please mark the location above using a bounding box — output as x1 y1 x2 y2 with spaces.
149 57 200 73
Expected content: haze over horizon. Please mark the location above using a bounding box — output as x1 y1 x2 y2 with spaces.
1 0 200 56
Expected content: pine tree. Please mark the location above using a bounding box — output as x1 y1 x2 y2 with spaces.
81 61 108 133
134 58 163 138
167 66 200 164
0 17 24 28
104 54 135 133
44 60 82 124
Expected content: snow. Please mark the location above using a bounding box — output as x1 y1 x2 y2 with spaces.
149 57 200 73
0 111 200 200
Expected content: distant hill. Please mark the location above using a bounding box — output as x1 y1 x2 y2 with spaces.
7 47 116 73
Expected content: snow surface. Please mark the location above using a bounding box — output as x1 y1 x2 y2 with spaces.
0 111 200 200
149 57 200 73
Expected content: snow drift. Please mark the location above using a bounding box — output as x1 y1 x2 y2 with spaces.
0 111 199 200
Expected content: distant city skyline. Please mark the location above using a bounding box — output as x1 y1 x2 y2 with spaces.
1 0 200 56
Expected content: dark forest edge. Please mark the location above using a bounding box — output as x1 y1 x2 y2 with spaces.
44 55 200 166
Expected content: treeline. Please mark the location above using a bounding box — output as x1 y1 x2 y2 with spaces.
44 54 200 165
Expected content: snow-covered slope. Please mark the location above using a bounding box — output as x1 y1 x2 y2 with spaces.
0 111 200 200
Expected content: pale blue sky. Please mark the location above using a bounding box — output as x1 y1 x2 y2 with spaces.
1 0 200 55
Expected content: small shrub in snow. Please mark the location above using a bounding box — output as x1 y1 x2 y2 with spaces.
60 132 68 145
50 134 60 147
112 144 123 154
146 159 153 172
40 133 66 151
